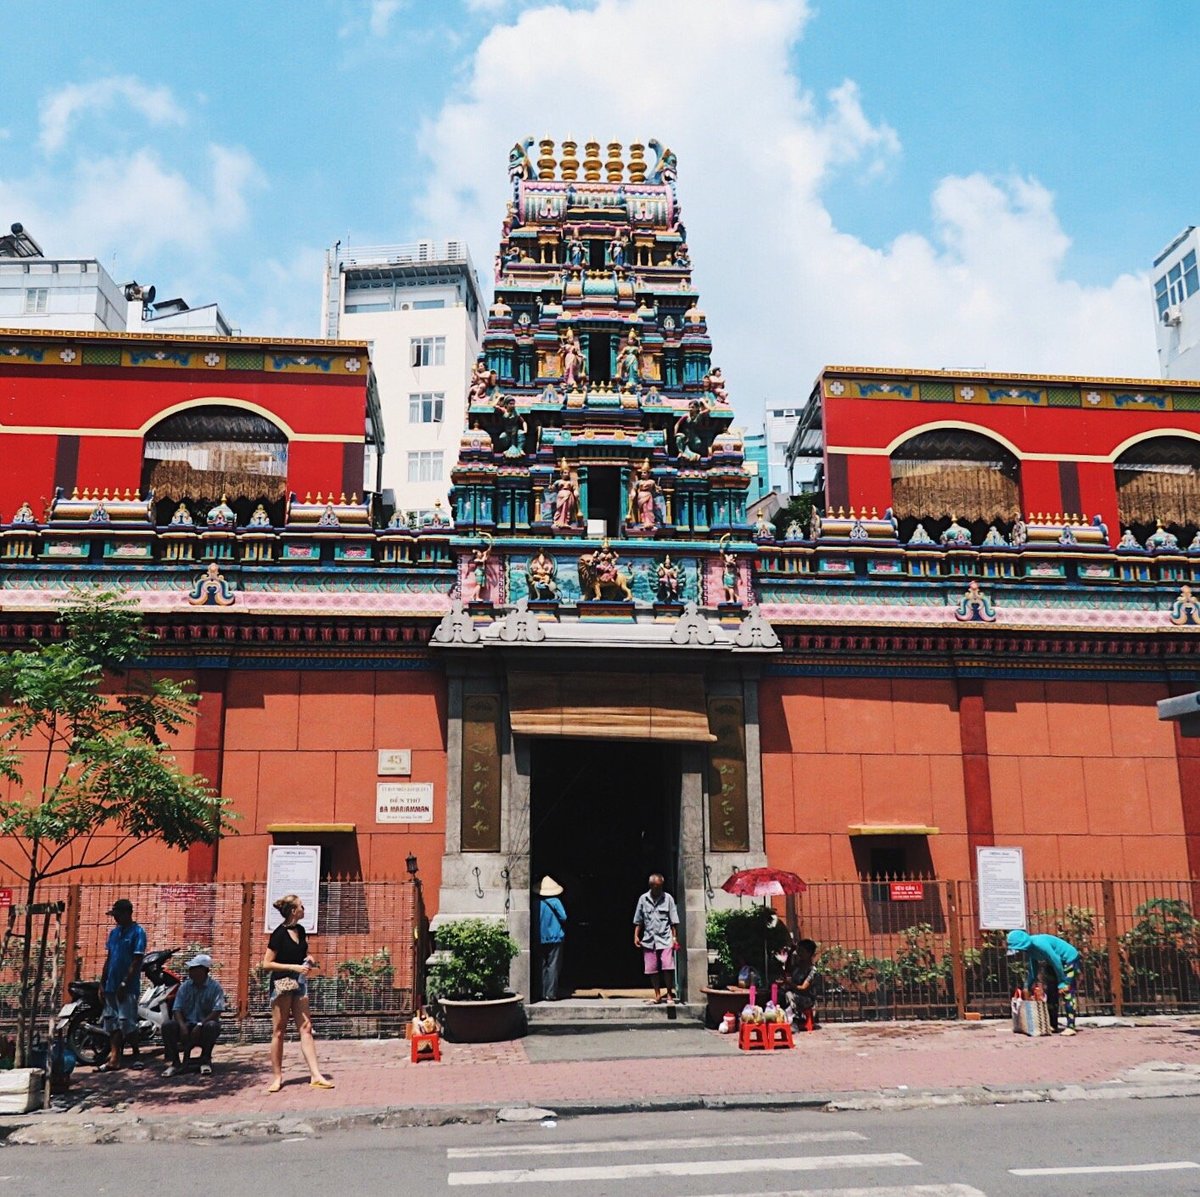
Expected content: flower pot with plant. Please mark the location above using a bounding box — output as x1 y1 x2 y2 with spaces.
427 918 524 1042
702 906 792 1027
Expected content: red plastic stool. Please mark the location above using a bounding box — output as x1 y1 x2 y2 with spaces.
410 1031 441 1063
738 1021 772 1051
767 1022 795 1050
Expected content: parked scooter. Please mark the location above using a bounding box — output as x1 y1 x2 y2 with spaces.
57 949 182 1066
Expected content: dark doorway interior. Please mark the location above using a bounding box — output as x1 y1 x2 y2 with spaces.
585 466 622 537
530 737 680 998
588 331 611 382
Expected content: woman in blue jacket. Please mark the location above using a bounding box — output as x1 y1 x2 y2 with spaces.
1006 929 1080 1034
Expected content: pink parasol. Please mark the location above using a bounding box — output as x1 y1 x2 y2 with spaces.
721 867 807 898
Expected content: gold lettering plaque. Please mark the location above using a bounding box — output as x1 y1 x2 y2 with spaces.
707 696 749 852
461 695 502 851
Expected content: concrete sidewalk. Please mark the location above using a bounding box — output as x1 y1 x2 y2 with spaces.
6 1015 1200 1145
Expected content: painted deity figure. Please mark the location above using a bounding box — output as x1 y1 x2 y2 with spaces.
627 463 662 528
566 234 585 268
551 466 580 528
525 548 558 601
560 328 587 389
494 395 527 458
608 231 628 269
721 551 739 604
247 504 272 528
187 561 235 607
674 400 712 462
754 509 774 540
169 502 194 526
468 358 495 405
579 543 632 600
703 366 729 404
656 555 681 603
470 543 492 603
615 330 642 388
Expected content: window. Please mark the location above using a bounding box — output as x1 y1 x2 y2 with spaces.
410 336 446 367
1156 250 1199 318
408 392 445 423
412 299 445 310
23 288 48 314
406 450 444 483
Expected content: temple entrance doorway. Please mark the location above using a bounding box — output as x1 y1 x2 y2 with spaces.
585 466 623 537
529 737 680 1000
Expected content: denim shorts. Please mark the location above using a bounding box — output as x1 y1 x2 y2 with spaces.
102 988 139 1033
271 976 308 1001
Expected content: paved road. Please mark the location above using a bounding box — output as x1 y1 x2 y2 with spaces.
9 1098 1200 1195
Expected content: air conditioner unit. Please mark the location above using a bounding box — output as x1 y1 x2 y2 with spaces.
1164 304 1183 327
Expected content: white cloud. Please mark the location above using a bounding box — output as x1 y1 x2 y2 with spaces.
415 0 1158 417
39 76 186 155
369 0 404 37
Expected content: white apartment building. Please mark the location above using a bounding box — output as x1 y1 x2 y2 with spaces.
1153 226 1200 380
0 223 236 335
764 403 806 494
322 239 482 514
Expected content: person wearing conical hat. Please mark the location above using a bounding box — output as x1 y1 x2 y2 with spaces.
537 876 567 1002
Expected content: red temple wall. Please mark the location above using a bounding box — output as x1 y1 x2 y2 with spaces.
760 675 1191 881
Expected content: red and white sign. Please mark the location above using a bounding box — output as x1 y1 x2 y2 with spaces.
0 889 11 908
889 882 925 901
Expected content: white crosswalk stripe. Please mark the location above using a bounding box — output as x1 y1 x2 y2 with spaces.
679 1188 987 1197
446 1151 921 1186
447 1130 868 1159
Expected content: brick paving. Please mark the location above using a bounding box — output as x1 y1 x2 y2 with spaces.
71 1015 1200 1120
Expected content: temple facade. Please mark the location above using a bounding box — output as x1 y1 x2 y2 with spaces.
0 140 1198 1005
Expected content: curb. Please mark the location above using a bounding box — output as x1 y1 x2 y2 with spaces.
4 1079 1200 1146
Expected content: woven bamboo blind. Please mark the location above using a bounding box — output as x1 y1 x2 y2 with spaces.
890 460 1019 521
507 672 715 742
1116 466 1200 528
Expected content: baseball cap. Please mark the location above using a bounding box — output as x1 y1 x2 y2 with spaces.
186 953 214 970
107 899 133 916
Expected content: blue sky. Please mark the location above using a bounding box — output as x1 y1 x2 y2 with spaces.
2 1 1194 417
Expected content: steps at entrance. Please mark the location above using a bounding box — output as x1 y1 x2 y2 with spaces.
527 998 705 1030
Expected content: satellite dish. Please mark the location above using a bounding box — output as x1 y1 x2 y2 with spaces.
10 223 23 235
144 285 156 305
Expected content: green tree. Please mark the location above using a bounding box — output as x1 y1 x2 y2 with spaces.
0 590 233 1064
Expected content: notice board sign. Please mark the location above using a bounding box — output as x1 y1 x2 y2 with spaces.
976 846 1026 931
889 881 925 902
265 845 321 933
376 782 434 824
0 888 12 908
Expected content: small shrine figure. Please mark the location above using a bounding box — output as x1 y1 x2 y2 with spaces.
673 245 691 267
428 501 452 528
565 234 585 268
674 399 712 462
468 358 495 405
615 329 641 388
469 541 493 603
550 465 580 528
169 501 194 526
525 548 558 601
753 509 774 540
608 231 628 269
318 503 340 527
1147 521 1180 551
656 554 681 603
88 501 111 525
1010 515 1028 547
206 497 236 529
784 519 803 541
9 501 36 526
1170 584 1200 627
1118 528 1142 550
908 522 935 546
1189 530 1200 552
187 561 235 607
579 542 632 600
559 327 587 389
981 525 1008 547
247 504 272 528
721 549 739 604
954 580 996 623
940 516 971 547
494 395 527 458
702 366 729 404
626 462 662 528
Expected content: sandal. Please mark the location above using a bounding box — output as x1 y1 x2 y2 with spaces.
310 1078 335 1089
96 1062 120 1073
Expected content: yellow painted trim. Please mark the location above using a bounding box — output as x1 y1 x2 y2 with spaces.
882 421 1025 460
1106 427 1200 462
820 364 1200 391
848 824 940 836
137 397 295 438
267 823 356 834
1 328 369 351
826 443 1112 464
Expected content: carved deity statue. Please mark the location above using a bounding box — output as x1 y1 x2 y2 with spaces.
627 462 662 528
608 231 628 269
579 543 633 601
468 358 496 405
525 548 558 601
551 465 580 528
559 327 587 389
674 399 713 462
656 554 681 603
565 233 585 268
702 366 729 404
470 541 493 603
721 550 739 604
494 395 527 458
615 329 642 388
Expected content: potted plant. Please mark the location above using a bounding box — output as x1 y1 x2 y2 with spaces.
702 907 791 1028
428 918 524 1042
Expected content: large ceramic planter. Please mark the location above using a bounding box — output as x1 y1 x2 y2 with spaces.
438 993 526 1043
702 987 748 1030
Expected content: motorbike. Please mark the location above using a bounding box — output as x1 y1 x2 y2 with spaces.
56 948 182 1067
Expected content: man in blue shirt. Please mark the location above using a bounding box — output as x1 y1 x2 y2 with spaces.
163 954 227 1077
99 898 146 1072
537 876 567 1001
1007 929 1081 1034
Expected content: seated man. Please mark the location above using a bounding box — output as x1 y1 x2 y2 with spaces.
782 938 819 1032
163 953 226 1077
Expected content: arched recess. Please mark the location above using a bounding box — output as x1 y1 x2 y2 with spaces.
889 428 1021 542
141 404 289 525
1114 434 1200 543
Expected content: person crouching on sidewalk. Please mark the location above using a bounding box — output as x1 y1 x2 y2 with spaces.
163 954 226 1077
1006 929 1080 1034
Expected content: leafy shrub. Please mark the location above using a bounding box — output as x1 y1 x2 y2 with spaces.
337 947 394 986
427 919 517 1001
705 906 791 987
